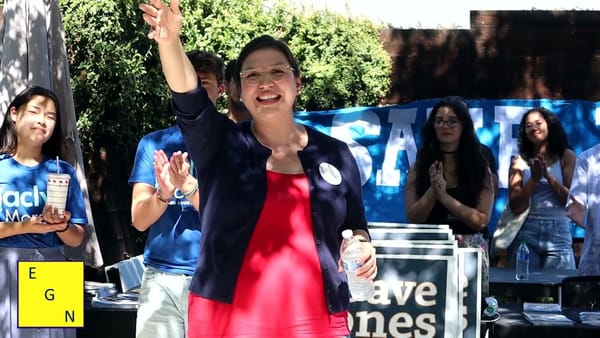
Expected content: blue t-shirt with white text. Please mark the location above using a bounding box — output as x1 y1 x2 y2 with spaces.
0 155 88 248
128 125 201 276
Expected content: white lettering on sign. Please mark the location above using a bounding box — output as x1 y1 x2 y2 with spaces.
326 104 541 190
494 106 529 187
331 109 381 185
350 310 437 338
376 108 417 187
349 279 439 337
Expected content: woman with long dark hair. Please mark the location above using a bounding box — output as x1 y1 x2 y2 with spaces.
507 107 576 270
0 86 87 338
405 96 494 293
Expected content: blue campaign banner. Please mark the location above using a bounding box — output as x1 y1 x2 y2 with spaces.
296 99 600 236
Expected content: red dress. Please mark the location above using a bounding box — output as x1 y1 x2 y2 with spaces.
188 171 349 338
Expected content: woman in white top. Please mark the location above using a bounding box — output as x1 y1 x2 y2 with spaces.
507 107 576 270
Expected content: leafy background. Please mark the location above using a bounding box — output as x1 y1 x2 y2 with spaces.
60 0 391 263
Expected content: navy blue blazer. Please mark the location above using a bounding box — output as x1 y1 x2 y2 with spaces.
172 87 368 313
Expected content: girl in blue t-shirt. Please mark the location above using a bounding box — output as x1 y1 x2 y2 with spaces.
0 86 88 338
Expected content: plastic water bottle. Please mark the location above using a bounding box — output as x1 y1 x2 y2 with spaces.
341 229 374 301
516 241 530 280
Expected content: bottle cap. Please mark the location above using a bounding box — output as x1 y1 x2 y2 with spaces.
342 229 353 239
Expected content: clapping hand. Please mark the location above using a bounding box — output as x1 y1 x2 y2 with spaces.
154 150 175 199
529 155 546 182
168 151 191 191
139 0 183 42
429 161 447 196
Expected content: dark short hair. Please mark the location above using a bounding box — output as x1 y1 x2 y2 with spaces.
233 35 300 86
186 50 225 83
225 59 237 83
0 86 63 158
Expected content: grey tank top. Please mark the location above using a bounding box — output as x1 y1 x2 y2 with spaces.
522 161 567 218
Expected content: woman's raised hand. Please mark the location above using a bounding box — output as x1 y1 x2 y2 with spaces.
139 0 183 42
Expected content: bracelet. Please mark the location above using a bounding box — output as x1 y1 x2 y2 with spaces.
56 223 70 233
156 187 173 203
182 181 199 198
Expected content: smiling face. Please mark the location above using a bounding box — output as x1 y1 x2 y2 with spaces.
524 111 549 145
239 48 301 119
10 95 57 150
433 106 463 148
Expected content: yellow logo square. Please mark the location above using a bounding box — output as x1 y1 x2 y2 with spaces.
18 261 84 327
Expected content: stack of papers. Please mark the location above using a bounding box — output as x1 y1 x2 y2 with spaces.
579 312 600 325
91 292 139 309
522 302 574 326
85 280 139 309
84 281 117 302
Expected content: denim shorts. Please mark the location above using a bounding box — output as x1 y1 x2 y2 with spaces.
507 216 575 270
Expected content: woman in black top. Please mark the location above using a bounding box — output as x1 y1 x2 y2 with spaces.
405 96 494 294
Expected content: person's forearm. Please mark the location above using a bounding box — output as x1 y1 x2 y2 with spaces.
157 38 198 93
510 179 536 214
131 191 169 231
178 177 200 211
56 224 85 247
439 194 489 232
0 222 23 239
406 189 437 223
546 174 570 205
186 189 200 211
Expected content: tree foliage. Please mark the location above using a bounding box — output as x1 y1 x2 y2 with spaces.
62 0 172 163
62 0 390 168
60 0 390 256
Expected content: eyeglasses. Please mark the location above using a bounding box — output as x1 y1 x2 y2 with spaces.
434 117 461 128
240 65 295 86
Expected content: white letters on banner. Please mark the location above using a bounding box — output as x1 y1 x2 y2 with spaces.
298 99 600 226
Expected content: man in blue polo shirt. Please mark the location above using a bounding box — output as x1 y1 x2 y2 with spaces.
128 50 224 338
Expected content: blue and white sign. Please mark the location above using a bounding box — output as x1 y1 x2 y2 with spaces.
298 99 600 235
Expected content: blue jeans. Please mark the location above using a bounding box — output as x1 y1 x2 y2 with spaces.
507 217 575 270
135 266 192 338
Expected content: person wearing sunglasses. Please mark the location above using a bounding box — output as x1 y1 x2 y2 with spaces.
139 1 376 337
405 96 494 294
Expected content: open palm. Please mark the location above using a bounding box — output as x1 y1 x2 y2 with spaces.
139 0 183 42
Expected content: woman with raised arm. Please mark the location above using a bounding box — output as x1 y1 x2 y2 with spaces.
139 1 377 337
